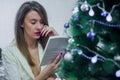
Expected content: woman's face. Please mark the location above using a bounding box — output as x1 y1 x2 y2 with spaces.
22 10 44 40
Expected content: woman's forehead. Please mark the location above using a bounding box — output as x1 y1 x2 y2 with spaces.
25 10 42 20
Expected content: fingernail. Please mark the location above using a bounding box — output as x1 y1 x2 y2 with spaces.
60 52 63 55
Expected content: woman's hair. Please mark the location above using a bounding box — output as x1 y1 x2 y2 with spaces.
15 1 49 66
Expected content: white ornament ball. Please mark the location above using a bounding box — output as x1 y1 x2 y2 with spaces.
80 1 89 12
89 8 94 16
106 13 112 22
55 78 62 80
91 56 97 63
68 38 74 44
115 70 120 77
114 55 120 61
64 52 73 62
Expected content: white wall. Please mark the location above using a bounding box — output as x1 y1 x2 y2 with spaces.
0 0 77 48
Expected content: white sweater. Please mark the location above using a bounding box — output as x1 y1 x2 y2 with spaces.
2 40 44 80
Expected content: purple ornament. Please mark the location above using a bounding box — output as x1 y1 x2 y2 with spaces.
101 11 108 17
87 31 96 41
64 23 69 28
74 17 80 21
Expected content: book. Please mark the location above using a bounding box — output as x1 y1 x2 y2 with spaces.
40 36 68 66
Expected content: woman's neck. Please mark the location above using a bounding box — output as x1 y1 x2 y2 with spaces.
27 40 38 49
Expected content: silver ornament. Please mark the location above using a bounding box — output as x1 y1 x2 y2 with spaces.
106 13 112 22
68 38 74 44
64 52 73 62
115 70 120 77
91 55 97 63
80 1 89 12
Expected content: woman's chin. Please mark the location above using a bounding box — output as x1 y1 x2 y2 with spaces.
34 36 41 39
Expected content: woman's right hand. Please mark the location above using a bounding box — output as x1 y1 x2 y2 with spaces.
35 52 62 80
41 25 59 37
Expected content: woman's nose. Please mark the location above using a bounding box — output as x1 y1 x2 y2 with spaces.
37 23 43 30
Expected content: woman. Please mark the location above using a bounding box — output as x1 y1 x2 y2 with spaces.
2 1 62 80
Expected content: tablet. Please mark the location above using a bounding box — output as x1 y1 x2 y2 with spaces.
40 36 68 66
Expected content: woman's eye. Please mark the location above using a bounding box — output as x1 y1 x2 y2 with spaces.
31 20 36 25
40 20 44 25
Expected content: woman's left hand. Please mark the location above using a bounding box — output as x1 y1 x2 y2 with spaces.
41 25 58 37
35 52 62 80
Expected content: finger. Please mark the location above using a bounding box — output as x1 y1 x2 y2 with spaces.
47 74 56 80
41 25 48 36
45 28 53 37
41 25 47 33
56 52 64 67
55 57 62 68
45 27 58 37
44 27 54 37
41 27 49 36
52 52 62 64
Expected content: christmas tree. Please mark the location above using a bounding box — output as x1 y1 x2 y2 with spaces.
58 0 120 80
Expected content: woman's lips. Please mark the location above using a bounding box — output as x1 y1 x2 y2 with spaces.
35 32 41 36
